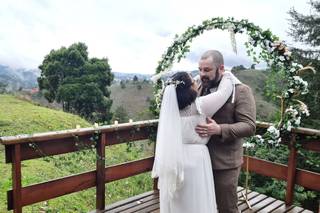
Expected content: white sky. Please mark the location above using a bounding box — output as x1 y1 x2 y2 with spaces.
0 0 310 74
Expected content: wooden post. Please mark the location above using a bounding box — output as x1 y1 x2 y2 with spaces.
152 138 158 191
12 144 22 213
285 133 297 206
153 178 158 191
96 133 106 211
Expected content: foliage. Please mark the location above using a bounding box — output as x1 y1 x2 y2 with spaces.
231 64 247 72
38 42 114 123
288 0 320 128
288 0 320 47
120 80 126 89
0 82 6 93
133 75 138 82
113 106 129 123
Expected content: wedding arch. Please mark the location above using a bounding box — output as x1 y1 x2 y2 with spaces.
153 17 314 145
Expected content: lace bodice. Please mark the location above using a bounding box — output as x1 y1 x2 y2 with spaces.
180 103 210 144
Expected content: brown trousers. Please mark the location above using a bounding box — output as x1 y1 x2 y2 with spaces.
213 167 241 213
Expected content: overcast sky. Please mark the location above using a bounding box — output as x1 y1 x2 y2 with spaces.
0 0 310 74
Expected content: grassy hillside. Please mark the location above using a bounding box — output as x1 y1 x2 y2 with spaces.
0 95 90 137
110 81 155 121
233 69 278 121
0 95 153 212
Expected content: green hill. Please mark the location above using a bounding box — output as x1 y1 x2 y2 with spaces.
0 94 91 137
0 95 153 212
233 69 278 121
110 81 155 121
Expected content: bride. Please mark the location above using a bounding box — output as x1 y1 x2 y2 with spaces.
151 71 240 213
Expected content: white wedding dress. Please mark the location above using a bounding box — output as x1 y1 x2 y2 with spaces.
152 71 241 213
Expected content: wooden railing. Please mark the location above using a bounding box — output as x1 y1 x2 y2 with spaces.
1 120 319 213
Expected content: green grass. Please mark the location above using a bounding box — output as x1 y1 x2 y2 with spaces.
0 95 154 212
0 95 91 136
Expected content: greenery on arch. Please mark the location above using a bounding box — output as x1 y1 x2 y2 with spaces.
152 17 315 146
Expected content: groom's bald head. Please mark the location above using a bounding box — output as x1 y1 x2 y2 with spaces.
199 50 225 89
200 50 224 68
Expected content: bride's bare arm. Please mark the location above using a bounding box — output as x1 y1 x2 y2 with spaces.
196 72 233 117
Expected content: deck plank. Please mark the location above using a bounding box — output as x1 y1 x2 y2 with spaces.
121 197 159 213
242 196 276 212
108 193 159 213
271 204 295 213
102 188 313 213
239 194 268 212
285 206 305 213
133 202 160 213
104 191 157 212
257 200 285 212
300 210 314 213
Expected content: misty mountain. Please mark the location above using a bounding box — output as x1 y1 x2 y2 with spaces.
0 65 39 91
113 72 152 82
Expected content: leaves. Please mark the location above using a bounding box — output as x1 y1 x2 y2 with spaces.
38 43 114 123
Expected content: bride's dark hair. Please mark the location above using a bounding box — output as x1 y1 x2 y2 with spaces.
171 72 197 110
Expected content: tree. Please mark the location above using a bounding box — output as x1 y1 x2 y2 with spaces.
113 106 129 123
288 0 320 127
120 80 126 89
133 75 138 82
38 42 114 123
0 82 7 93
250 64 256 70
231 65 246 72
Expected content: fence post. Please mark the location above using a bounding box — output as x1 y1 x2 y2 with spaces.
285 133 297 206
152 137 158 192
12 144 22 213
96 133 106 211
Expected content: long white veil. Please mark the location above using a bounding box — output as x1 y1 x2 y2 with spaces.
151 84 184 199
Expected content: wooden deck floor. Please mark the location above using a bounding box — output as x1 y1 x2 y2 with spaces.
101 187 314 213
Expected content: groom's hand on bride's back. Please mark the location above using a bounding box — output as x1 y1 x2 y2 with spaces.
195 117 221 137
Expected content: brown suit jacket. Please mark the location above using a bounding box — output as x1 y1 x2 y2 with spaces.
201 84 256 170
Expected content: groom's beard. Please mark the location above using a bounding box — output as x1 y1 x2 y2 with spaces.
201 69 221 93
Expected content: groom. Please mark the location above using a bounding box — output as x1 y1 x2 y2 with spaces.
195 50 256 213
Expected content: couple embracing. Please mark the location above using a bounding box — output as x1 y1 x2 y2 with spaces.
152 50 256 213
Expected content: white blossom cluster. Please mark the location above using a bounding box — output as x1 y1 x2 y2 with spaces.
266 125 281 146
243 141 255 149
243 135 263 149
284 75 309 98
282 104 310 131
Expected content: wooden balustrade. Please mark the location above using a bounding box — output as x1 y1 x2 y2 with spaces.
1 120 319 212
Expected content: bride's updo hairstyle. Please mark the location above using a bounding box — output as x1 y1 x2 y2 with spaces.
171 72 197 110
